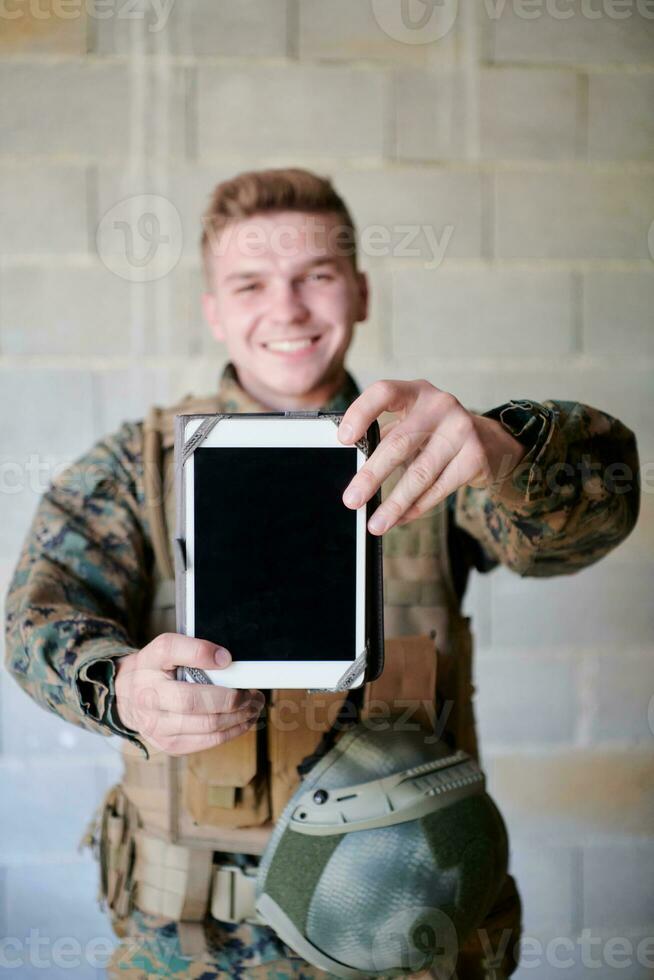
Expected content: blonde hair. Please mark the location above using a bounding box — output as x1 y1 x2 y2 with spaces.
200 167 358 286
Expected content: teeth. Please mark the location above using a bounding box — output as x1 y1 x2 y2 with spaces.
265 337 316 352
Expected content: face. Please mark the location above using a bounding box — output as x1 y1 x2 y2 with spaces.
202 210 368 407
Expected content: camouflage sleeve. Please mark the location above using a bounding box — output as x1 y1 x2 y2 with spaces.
455 399 640 577
3 421 151 752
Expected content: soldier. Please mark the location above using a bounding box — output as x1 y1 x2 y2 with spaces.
4 168 640 979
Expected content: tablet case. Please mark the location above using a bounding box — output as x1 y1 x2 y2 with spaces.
173 411 384 691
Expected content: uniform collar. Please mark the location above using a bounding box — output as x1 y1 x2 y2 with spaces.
217 361 361 414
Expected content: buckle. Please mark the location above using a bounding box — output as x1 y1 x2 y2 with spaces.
210 863 264 926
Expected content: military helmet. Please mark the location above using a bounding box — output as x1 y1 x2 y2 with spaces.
255 722 508 979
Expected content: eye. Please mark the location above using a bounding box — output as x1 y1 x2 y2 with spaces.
236 282 261 293
306 272 333 283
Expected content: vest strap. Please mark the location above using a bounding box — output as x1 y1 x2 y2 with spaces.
144 407 174 582
177 922 208 958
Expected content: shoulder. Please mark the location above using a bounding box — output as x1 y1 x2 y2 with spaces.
47 419 145 501
50 390 220 498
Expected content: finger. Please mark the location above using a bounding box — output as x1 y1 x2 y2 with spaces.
337 380 418 445
341 389 466 511
396 444 483 525
138 633 231 673
146 703 264 739
366 428 460 533
146 718 259 757
143 679 264 715
342 419 433 511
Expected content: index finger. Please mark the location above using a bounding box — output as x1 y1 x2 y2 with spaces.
337 380 416 445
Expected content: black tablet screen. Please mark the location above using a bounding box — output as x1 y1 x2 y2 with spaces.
193 446 358 661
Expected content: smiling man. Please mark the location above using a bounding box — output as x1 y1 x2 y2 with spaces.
5 168 640 979
201 209 367 412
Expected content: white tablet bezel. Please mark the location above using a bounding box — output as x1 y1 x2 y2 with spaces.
183 415 367 690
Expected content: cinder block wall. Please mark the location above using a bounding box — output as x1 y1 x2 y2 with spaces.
1 1 652 974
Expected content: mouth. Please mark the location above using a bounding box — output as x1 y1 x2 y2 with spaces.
261 335 322 356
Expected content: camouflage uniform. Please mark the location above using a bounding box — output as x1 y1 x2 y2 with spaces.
4 362 640 979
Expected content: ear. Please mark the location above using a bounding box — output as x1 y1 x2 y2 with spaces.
202 290 225 343
355 270 369 323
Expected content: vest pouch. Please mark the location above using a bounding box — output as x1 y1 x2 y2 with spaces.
361 633 438 735
122 749 172 838
268 689 348 823
132 830 213 921
183 724 270 829
80 783 141 935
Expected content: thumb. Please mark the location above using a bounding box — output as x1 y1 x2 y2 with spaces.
140 633 232 673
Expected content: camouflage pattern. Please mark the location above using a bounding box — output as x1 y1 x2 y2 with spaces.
107 909 341 979
105 895 520 979
3 413 149 748
3 362 639 979
457 398 640 577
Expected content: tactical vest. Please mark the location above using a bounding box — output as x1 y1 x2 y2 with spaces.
114 392 478 929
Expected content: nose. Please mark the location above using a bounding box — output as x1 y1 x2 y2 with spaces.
269 281 310 327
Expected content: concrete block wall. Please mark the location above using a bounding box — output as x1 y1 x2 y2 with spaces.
0 0 652 974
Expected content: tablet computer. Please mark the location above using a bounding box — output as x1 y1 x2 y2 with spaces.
173 410 384 691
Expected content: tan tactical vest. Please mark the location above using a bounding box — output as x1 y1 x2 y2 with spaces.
114 393 478 927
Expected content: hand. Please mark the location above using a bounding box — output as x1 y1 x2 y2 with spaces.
115 633 265 756
337 379 527 535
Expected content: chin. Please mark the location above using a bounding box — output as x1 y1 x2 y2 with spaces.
270 373 322 397
268 357 329 382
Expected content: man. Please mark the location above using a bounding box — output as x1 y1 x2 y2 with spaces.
5 168 640 979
